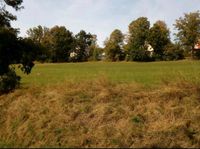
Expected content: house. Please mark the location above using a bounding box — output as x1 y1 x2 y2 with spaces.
99 52 106 61
70 51 77 58
191 40 200 58
146 44 154 57
194 43 200 51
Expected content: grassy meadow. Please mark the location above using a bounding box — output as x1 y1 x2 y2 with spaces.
17 60 200 86
0 60 200 148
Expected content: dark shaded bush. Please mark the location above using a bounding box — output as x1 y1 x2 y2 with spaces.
0 69 20 94
194 50 200 60
127 47 154 62
163 44 184 61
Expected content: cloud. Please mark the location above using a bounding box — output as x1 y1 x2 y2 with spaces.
9 0 200 47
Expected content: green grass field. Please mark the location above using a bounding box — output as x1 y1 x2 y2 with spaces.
1 60 200 148
17 60 200 86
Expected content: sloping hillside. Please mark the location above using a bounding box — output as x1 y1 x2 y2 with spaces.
0 78 200 148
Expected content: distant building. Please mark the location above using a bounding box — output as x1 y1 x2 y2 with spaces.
194 43 200 50
146 44 154 57
99 52 106 60
144 41 154 57
191 40 200 58
70 51 77 58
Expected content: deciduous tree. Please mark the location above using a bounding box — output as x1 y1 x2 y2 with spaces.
126 17 150 61
73 30 94 62
0 0 36 93
104 29 124 61
174 11 200 57
148 20 171 60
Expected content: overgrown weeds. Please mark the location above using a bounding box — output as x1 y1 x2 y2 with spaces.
0 77 199 148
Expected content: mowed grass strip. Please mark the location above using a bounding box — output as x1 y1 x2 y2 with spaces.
17 60 200 86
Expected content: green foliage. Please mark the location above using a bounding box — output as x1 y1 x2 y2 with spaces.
26 26 49 62
163 43 184 61
0 27 35 76
0 27 18 75
90 47 99 61
0 0 36 94
148 21 171 59
0 0 23 28
104 29 124 61
105 43 121 61
23 12 200 63
126 17 150 61
127 47 153 62
88 46 103 61
127 17 150 50
174 11 200 57
0 28 36 94
0 68 20 94
26 26 75 63
72 30 95 62
48 26 74 62
88 35 102 61
4 0 23 10
0 0 22 28
131 115 144 124
194 50 200 59
26 25 49 43
26 27 97 63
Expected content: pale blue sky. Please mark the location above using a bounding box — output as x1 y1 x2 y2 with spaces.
8 0 200 47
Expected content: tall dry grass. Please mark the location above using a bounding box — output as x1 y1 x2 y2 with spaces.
0 77 200 148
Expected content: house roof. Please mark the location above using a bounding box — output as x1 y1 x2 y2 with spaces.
194 43 200 50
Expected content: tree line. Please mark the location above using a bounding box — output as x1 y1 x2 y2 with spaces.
26 26 100 62
26 11 200 63
0 0 200 93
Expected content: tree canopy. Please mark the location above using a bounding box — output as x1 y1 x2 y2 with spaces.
104 29 124 61
73 30 94 62
174 11 200 56
0 0 23 27
0 0 37 93
127 17 150 50
126 17 151 61
46 26 74 62
148 20 171 59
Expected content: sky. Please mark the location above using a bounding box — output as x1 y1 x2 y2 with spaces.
7 0 200 47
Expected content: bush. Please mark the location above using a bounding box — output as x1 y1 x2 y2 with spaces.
163 44 184 61
128 47 154 62
194 50 200 59
0 69 21 94
88 47 103 61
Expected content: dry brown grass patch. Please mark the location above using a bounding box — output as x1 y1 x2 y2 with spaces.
0 77 200 148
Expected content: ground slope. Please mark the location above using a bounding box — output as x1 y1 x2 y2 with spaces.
0 78 200 148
